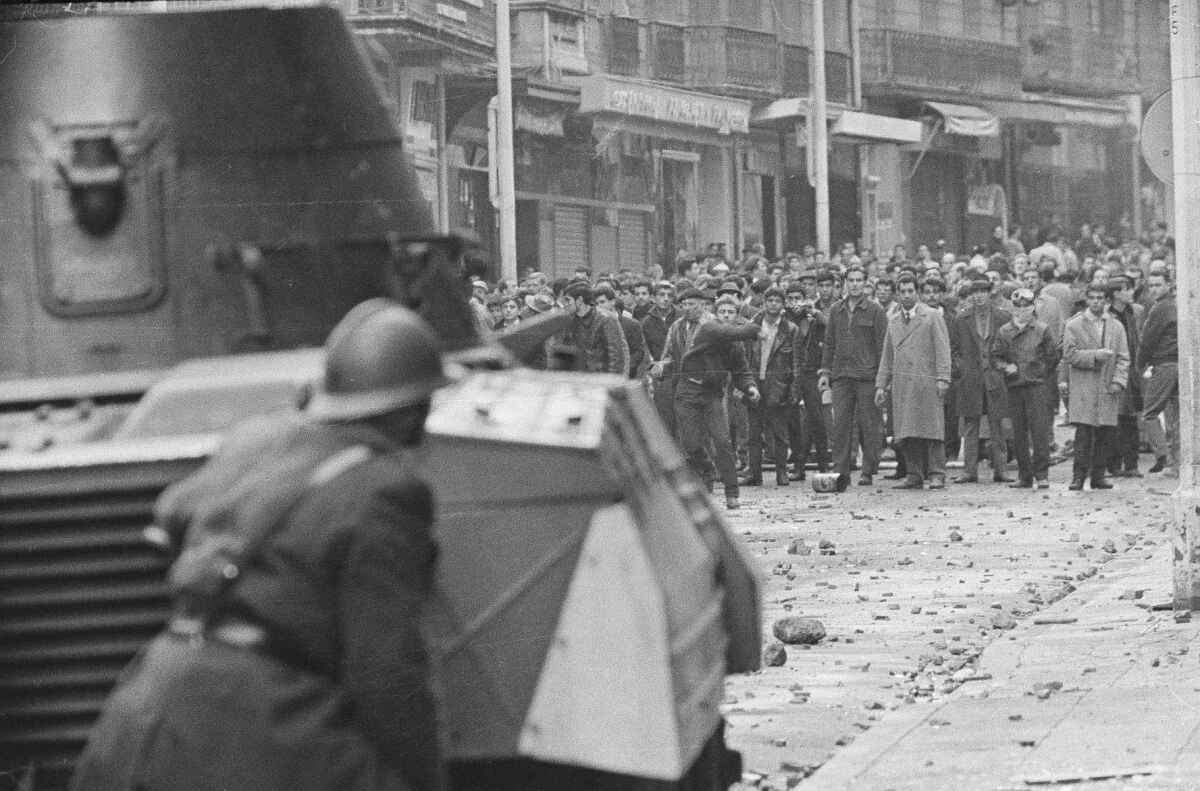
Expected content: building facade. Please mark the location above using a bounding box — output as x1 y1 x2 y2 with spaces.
344 0 1171 275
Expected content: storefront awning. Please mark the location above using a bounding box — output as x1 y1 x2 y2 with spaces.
981 95 1129 129
923 101 999 137
832 110 922 145
751 99 922 145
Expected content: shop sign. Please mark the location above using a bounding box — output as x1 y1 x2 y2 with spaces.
516 102 565 137
577 76 750 135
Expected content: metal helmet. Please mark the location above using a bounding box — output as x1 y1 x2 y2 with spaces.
306 298 450 422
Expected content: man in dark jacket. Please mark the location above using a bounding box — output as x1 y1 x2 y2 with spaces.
818 266 888 487
991 288 1060 488
739 287 799 487
548 281 629 375
595 284 647 380
642 281 678 434
950 276 1012 483
659 288 759 509
73 301 448 791
1139 270 1179 478
1105 276 1144 477
784 281 830 479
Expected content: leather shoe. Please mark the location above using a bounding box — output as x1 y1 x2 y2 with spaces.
1116 470 1143 478
1036 479 1050 489
953 474 978 484
1090 478 1114 490
857 474 873 486
776 471 790 487
1149 456 1167 473
789 468 806 481
725 496 741 510
927 476 946 490
892 478 923 490
883 471 906 480
993 474 1015 483
738 476 763 487
1068 478 1085 491
1009 479 1033 489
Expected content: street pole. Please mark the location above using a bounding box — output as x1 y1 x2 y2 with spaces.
811 0 830 257
1170 1 1200 612
495 0 518 282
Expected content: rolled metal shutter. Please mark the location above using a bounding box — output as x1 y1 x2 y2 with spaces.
617 211 648 271
552 204 587 278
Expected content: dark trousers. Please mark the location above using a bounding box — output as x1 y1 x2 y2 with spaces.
676 383 739 497
652 376 676 438
901 437 947 481
1008 384 1051 482
791 374 831 470
1072 423 1116 482
831 378 882 477
747 396 790 480
1109 414 1140 473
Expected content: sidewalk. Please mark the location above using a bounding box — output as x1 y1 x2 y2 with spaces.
807 542 1200 790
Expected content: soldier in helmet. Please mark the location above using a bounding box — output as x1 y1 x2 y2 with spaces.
72 300 449 791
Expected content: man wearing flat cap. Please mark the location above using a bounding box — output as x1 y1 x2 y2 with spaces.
950 274 1011 483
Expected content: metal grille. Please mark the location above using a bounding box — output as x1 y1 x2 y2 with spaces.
859 27 1021 96
724 28 777 89
0 460 201 789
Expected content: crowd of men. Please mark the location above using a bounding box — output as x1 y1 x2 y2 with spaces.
470 220 1180 511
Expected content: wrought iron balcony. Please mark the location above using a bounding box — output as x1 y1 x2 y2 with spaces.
686 26 780 97
859 27 1021 98
1023 25 1138 97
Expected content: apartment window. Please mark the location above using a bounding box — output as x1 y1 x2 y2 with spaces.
730 0 760 27
783 45 810 96
610 17 640 76
550 11 583 53
410 81 437 125
875 0 896 28
919 0 941 34
654 25 685 82
962 0 981 36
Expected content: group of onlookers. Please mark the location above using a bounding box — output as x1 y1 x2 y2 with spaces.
469 219 1180 508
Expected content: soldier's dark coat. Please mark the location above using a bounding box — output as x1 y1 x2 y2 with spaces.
72 414 441 791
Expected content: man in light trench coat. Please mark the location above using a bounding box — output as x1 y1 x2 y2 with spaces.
875 273 953 490
1059 282 1130 491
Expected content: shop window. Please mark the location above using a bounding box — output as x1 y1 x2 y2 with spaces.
653 25 685 82
610 17 640 76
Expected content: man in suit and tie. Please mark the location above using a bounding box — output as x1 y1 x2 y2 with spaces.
875 274 952 489
740 287 800 487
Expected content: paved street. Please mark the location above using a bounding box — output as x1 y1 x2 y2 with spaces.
720 440 1178 789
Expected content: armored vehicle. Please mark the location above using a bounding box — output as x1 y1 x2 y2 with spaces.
0 5 760 790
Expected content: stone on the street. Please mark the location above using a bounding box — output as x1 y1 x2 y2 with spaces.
773 616 827 645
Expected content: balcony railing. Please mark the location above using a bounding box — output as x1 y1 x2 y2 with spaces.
1023 25 1138 97
687 26 780 96
860 27 1021 98
351 0 495 50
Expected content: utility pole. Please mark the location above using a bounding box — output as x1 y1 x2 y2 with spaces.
495 0 518 281
811 0 830 257
1170 1 1200 612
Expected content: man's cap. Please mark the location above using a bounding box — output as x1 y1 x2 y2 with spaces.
525 293 555 313
1011 288 1036 306
784 281 807 296
677 287 705 302
797 267 818 280
718 280 742 295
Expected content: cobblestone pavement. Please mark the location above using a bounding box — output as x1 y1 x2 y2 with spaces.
719 442 1173 789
